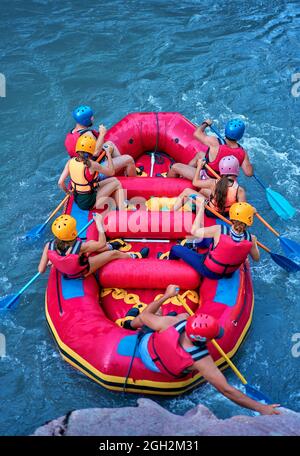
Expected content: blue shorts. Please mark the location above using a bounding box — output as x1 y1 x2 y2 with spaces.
169 245 224 280
137 333 160 373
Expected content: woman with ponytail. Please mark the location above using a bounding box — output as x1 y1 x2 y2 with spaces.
173 155 246 216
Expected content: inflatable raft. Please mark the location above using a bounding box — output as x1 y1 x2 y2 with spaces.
46 112 254 395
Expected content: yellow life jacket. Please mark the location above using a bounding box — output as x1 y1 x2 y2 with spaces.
69 158 98 194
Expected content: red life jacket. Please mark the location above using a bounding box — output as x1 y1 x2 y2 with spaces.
205 141 245 177
147 320 208 378
47 240 89 278
204 225 252 275
64 129 99 158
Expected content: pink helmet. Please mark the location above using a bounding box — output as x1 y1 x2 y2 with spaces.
219 155 240 176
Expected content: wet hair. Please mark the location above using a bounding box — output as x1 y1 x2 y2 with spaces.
232 220 247 233
225 136 237 142
213 176 235 213
54 238 76 253
77 151 92 168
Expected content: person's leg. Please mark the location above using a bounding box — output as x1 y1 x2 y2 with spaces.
112 184 126 209
87 247 149 275
167 163 196 180
95 178 121 210
173 188 199 211
112 155 137 177
169 245 220 279
87 250 132 275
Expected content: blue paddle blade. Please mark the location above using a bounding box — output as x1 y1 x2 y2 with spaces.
245 384 272 405
0 294 19 310
279 236 300 260
25 223 45 239
266 188 296 220
270 252 300 273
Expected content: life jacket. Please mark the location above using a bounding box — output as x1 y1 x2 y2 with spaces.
147 320 208 378
47 240 89 279
204 225 252 275
205 140 245 177
209 181 239 214
69 157 99 194
64 129 99 158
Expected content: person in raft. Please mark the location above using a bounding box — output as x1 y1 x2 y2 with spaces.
158 202 259 280
167 118 253 181
38 214 149 278
173 155 246 217
64 105 138 176
58 134 132 211
128 284 280 415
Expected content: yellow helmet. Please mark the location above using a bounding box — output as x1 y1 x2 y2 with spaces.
51 215 78 241
75 134 96 155
229 202 254 226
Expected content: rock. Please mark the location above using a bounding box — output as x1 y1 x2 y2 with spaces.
33 399 300 436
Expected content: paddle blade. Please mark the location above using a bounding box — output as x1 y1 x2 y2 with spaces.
25 223 45 239
0 294 19 310
270 252 300 273
266 188 296 220
245 384 272 405
279 236 300 260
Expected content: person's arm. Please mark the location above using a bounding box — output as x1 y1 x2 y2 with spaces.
190 201 221 240
241 151 253 177
92 150 115 177
38 243 50 273
249 235 260 262
58 160 70 193
193 119 220 148
94 125 107 157
193 160 215 189
237 186 247 203
80 214 107 254
188 152 205 167
194 356 280 415
130 285 181 331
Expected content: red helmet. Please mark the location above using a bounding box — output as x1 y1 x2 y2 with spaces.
185 313 223 342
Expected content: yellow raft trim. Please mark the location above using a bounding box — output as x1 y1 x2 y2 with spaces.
45 293 254 395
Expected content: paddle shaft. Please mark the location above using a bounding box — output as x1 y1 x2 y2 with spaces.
204 163 281 238
204 203 271 254
5 272 41 308
77 218 95 237
178 297 247 385
44 194 70 225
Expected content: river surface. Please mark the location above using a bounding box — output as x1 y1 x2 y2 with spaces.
0 0 300 435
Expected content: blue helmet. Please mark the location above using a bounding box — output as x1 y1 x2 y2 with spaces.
225 118 245 141
72 105 94 127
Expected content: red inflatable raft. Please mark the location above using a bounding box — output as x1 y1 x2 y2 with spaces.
45 112 254 395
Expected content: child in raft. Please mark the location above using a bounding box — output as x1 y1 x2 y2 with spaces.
58 134 133 211
38 214 149 278
127 284 280 415
64 105 139 177
159 202 259 280
173 155 246 217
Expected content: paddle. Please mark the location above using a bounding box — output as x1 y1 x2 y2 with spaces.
25 194 70 239
0 217 96 310
178 297 273 404
204 204 300 273
204 163 300 260
208 125 296 220
255 213 300 260
0 272 41 310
